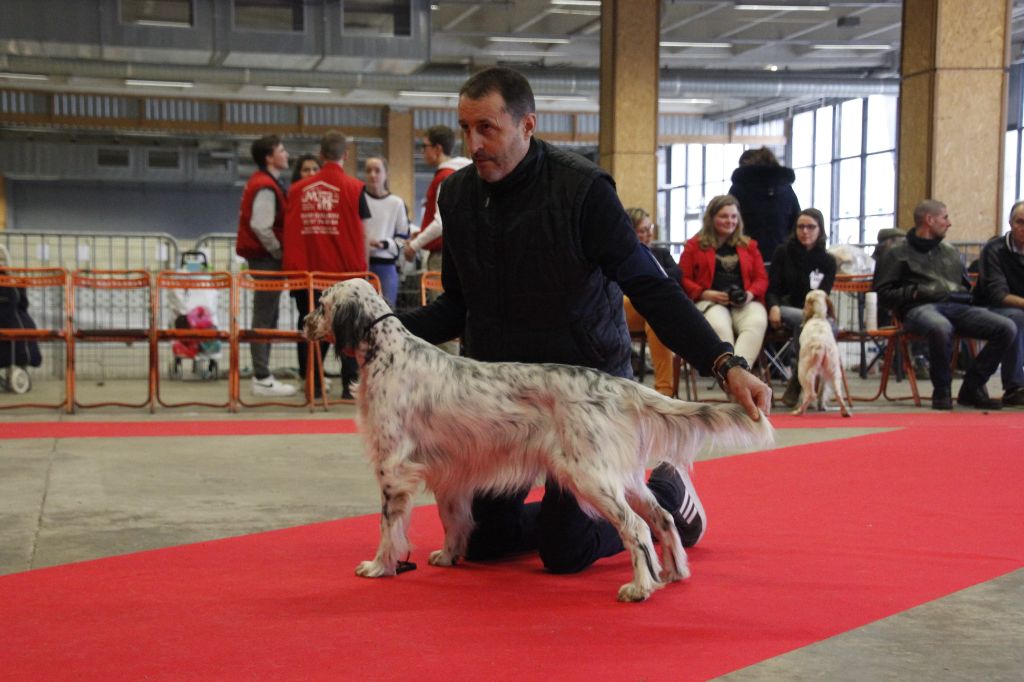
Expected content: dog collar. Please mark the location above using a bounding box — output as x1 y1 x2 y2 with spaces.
365 312 398 339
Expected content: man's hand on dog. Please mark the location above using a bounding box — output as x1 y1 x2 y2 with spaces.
725 368 772 420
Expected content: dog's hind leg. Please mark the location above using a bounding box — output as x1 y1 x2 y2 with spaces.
828 358 852 418
429 491 474 567
792 374 816 416
628 485 689 584
570 475 663 602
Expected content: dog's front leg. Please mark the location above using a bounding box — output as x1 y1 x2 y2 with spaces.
429 491 474 567
356 469 418 578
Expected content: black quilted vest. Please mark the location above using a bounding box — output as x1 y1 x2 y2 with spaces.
437 139 632 377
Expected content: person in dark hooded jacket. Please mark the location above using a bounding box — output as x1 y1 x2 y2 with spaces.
728 147 802 264
0 245 43 372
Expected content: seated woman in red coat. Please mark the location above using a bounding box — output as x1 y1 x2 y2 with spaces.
680 194 769 368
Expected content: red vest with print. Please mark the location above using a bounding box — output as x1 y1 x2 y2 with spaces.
282 163 367 273
421 165 458 253
236 170 286 260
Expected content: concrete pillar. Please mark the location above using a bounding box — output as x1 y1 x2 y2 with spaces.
598 0 659 217
898 0 1012 239
386 107 415 217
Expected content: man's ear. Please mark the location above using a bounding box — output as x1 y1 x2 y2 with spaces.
521 112 537 139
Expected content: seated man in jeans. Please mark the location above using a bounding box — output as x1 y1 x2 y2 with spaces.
973 200 1024 407
873 199 1016 410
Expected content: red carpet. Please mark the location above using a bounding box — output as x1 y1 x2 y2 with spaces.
1 416 1022 680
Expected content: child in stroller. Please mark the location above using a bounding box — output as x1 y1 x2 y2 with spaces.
168 250 222 380
0 244 42 394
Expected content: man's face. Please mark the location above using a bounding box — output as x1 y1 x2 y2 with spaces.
267 144 289 172
459 91 536 183
926 209 951 238
421 137 441 167
1010 207 1024 249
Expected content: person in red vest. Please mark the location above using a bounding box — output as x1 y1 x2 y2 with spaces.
236 134 296 397
283 129 370 399
402 124 471 274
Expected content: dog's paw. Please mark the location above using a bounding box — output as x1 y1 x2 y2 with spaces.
355 560 396 578
428 549 458 567
660 564 690 583
617 582 654 603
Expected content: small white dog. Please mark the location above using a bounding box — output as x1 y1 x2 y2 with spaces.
304 279 774 602
793 289 851 417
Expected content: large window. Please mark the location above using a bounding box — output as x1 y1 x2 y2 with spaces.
657 142 746 246
790 94 897 245
233 0 303 32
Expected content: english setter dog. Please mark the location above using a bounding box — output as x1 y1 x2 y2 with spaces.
305 279 774 602
793 289 851 417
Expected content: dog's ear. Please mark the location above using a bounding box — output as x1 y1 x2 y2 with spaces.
802 292 814 322
331 289 376 352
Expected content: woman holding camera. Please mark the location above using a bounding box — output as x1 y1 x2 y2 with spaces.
680 194 769 367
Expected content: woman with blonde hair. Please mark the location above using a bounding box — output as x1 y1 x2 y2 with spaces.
622 207 678 396
680 194 769 367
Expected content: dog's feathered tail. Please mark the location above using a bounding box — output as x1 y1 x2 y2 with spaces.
633 392 775 470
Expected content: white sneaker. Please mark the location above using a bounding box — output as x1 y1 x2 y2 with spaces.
302 377 332 393
251 376 297 397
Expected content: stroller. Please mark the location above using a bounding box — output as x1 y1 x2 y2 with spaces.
0 245 42 394
167 250 222 380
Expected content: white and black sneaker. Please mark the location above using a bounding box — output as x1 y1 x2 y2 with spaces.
648 462 707 547
251 375 297 397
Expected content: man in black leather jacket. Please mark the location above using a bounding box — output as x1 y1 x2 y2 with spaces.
399 66 771 576
873 199 1015 410
974 201 1024 406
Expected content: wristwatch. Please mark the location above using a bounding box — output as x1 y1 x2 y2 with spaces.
712 353 750 389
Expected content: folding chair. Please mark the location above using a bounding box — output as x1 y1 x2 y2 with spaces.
310 271 382 409
233 270 313 410
420 270 443 306
831 275 920 406
0 267 72 412
70 269 153 411
152 270 235 411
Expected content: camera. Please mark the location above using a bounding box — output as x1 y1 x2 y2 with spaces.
727 286 748 306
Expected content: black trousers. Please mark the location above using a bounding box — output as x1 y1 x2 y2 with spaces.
291 290 356 393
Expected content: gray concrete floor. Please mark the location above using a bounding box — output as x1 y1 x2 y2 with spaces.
1 371 1022 680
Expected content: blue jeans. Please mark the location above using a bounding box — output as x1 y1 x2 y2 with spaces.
370 262 399 308
902 302 1017 393
990 307 1024 391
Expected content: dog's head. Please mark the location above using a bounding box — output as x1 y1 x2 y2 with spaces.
801 289 832 322
302 278 387 352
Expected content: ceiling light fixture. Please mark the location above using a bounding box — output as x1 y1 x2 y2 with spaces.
660 41 732 49
551 0 601 6
488 36 571 44
125 79 193 88
535 95 590 102
735 3 829 11
764 64 780 71
264 85 331 94
812 43 891 50
659 98 715 105
398 90 458 98
486 50 568 58
0 72 49 81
